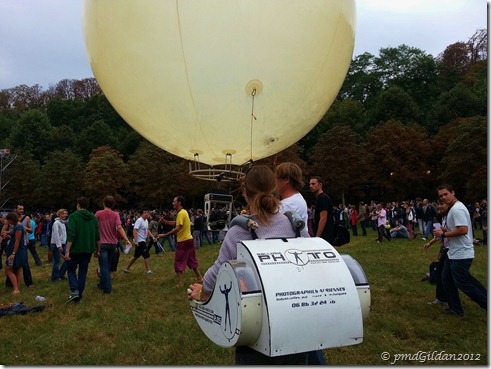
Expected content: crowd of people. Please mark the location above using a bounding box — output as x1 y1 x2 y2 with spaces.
327 198 487 244
0 164 487 363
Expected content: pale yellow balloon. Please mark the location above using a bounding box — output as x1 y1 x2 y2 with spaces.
83 0 355 166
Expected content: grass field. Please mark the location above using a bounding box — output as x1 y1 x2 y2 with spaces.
1 228 487 365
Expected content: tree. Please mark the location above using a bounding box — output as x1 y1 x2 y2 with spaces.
83 146 129 207
76 120 118 161
83 94 129 131
0 109 21 147
467 28 487 64
1 152 41 209
6 109 53 162
299 99 370 161
338 52 383 106
374 45 438 112
430 83 483 131
309 124 368 203
7 85 47 110
46 98 85 129
437 116 487 201
256 143 306 170
49 124 76 151
45 78 101 101
35 149 84 209
114 128 142 160
364 120 433 200
437 42 471 81
125 142 208 209
370 87 422 125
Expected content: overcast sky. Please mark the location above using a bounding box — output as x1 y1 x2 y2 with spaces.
0 0 487 90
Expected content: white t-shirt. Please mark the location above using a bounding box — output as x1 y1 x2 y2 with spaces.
446 201 474 260
279 192 308 231
134 217 149 243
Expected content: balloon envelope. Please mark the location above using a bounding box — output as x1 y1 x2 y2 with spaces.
84 0 355 166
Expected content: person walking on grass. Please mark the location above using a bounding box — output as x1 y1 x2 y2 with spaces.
96 195 132 293
50 208 69 281
124 209 155 275
65 197 100 303
433 184 487 316
159 196 202 288
423 200 450 307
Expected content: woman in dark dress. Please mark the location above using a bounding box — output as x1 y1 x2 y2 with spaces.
4 212 26 294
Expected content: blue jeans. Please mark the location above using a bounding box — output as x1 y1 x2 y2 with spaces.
212 231 219 243
67 253 92 298
50 243 67 281
160 235 175 251
442 258 487 314
98 244 116 293
200 230 212 245
424 220 434 239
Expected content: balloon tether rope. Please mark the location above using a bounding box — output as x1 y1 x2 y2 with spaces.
249 88 257 162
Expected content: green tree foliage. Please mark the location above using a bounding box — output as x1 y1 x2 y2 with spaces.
125 142 212 209
34 149 84 209
126 142 180 208
339 52 383 106
83 146 129 207
430 83 483 132
437 116 487 200
2 152 41 208
0 29 486 208
299 99 369 160
6 109 53 162
309 124 367 201
114 128 142 160
49 124 76 151
46 98 85 129
0 109 20 147
370 87 422 125
83 94 128 131
76 120 118 161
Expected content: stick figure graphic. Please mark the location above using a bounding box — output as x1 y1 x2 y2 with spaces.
287 250 305 264
220 281 233 333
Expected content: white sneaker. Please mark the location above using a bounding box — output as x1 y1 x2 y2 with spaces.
428 299 447 306
421 237 427 241
123 269 130 274
147 270 155 275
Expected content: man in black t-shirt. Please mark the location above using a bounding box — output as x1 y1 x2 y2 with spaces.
309 176 334 244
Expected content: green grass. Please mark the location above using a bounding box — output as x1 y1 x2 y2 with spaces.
0 229 487 365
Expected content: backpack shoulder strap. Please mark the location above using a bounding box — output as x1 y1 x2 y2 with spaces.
229 215 259 240
283 211 304 238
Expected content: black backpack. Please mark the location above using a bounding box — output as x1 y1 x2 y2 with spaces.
332 224 350 247
428 262 440 284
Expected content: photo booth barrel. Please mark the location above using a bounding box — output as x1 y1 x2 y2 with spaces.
189 237 370 357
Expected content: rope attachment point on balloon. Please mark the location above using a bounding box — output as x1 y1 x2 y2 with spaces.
245 80 263 163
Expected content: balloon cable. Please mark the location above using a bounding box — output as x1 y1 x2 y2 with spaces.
250 88 257 162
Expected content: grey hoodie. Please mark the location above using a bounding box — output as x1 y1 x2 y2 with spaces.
51 217 67 248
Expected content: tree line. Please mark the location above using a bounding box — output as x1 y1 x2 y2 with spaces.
0 29 487 211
